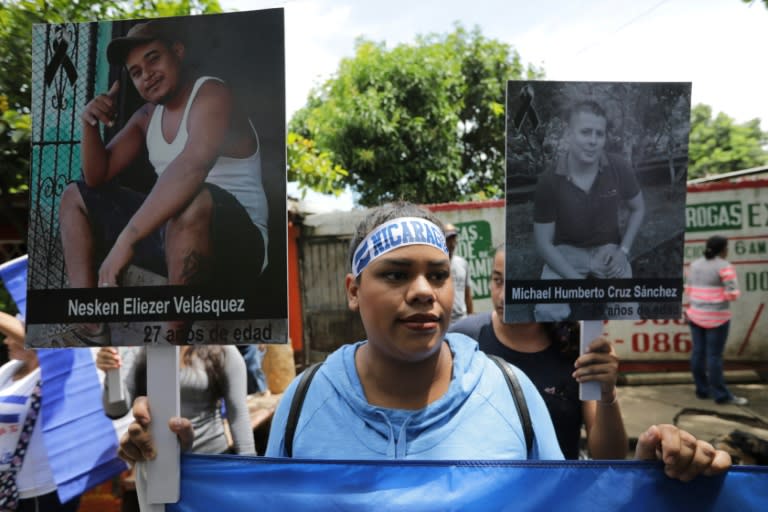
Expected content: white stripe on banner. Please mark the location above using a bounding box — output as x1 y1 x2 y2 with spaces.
168 455 767 512
39 349 129 502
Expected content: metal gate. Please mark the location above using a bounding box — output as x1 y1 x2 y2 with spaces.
28 22 100 291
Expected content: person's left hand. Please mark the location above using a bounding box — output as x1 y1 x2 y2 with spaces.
98 237 134 287
572 337 619 402
593 244 630 279
635 424 732 481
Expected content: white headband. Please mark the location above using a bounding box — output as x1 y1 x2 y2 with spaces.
351 217 449 277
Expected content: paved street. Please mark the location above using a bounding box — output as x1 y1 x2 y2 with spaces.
616 371 768 463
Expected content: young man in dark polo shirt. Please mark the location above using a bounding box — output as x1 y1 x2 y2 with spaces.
532 100 645 321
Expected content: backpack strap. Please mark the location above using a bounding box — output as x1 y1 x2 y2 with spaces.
489 355 534 458
284 362 323 458
284 357 534 458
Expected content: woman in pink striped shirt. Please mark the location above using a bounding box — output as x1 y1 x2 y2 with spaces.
685 235 746 405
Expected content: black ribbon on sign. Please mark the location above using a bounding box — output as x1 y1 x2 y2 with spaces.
44 30 78 87
512 85 539 132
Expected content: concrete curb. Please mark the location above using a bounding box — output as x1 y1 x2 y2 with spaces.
620 370 762 386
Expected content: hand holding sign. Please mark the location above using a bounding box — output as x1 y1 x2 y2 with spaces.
118 396 193 464
120 346 182 506
573 331 619 403
81 80 120 127
96 347 126 403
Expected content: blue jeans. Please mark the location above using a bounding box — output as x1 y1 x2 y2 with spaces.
239 344 267 394
689 320 732 402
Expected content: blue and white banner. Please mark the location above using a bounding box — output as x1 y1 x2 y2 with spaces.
0 255 128 503
352 217 449 277
38 349 128 502
169 455 766 512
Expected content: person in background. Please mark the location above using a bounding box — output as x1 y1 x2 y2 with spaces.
685 235 746 405
96 345 256 454
119 202 730 485
0 312 81 512
444 223 473 323
238 344 267 395
450 246 627 459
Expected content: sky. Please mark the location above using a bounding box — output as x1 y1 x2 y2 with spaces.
221 0 768 211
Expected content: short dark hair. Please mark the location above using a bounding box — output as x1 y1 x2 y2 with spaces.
567 100 608 126
704 235 728 259
348 201 444 272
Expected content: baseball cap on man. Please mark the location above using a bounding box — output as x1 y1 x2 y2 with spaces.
107 20 182 66
444 223 458 238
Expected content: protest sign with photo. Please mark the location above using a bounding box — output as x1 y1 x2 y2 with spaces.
504 81 690 322
26 9 287 346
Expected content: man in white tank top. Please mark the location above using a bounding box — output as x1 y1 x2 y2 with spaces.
58 20 268 345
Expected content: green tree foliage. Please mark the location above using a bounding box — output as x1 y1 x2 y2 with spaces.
291 25 542 206
287 131 348 197
688 103 768 179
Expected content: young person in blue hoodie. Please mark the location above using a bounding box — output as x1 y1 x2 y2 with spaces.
119 202 731 480
263 203 561 459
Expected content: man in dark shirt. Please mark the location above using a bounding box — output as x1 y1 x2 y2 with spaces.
449 247 628 460
532 100 644 321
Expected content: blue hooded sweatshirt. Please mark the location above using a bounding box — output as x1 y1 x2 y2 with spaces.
266 333 563 460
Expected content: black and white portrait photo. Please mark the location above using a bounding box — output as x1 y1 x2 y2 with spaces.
504 81 691 322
